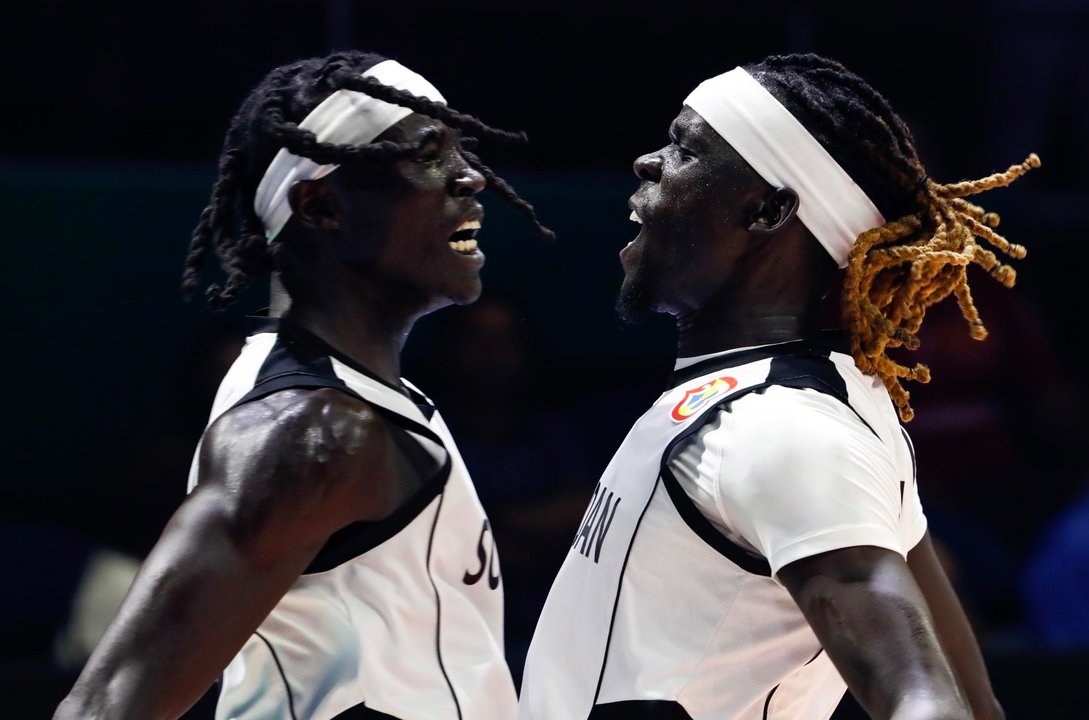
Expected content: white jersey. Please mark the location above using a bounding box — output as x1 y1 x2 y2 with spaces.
187 317 517 720
519 334 925 720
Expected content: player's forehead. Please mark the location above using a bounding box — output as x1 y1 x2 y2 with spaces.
670 107 717 143
671 106 764 186
671 107 736 159
332 113 460 185
377 113 458 145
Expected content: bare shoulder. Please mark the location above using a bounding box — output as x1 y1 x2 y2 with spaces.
204 387 389 459
198 387 402 526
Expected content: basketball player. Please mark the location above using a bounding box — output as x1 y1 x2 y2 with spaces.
519 54 1037 720
54 50 550 720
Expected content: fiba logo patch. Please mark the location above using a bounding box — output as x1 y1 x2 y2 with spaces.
672 375 738 421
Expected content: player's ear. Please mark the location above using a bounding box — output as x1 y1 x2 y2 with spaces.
747 187 799 235
288 179 342 231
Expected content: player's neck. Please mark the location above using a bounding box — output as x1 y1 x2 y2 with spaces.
675 306 822 358
270 275 410 386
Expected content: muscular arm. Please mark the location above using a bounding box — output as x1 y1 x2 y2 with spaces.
778 546 971 720
907 532 1004 720
54 389 405 720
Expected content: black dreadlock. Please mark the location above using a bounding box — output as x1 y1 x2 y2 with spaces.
182 50 553 310
744 53 1038 421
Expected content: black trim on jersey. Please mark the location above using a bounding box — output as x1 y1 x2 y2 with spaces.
900 427 916 506
234 369 444 448
233 375 454 575
592 477 663 706
764 353 878 437
238 320 441 440
658 349 882 574
416 401 436 421
659 464 772 576
762 683 779 720
304 453 452 574
767 353 846 402
331 703 404 719
252 315 439 409
763 648 824 719
425 490 463 720
255 631 298 720
668 332 851 388
250 315 420 398
588 700 695 719
225 328 456 574
657 379 785 578
403 382 438 421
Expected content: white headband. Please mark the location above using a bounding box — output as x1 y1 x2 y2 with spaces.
683 67 884 268
253 59 446 242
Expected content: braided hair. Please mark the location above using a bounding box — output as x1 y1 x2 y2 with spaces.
746 53 1039 421
182 50 553 310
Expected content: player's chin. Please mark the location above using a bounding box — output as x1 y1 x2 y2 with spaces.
615 278 654 324
448 277 484 306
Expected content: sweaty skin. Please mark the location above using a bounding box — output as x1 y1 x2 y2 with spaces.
53 114 489 720
778 544 975 720
624 106 1001 720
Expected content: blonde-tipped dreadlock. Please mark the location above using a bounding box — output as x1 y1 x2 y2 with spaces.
747 54 1040 422
843 154 1040 421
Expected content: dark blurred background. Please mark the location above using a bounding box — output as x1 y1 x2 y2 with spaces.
4 0 1088 717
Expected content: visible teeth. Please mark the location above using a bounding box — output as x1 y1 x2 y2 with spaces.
449 238 479 254
629 210 642 224
451 219 481 244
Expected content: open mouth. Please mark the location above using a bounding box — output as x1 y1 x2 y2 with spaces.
449 219 481 255
621 206 644 256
